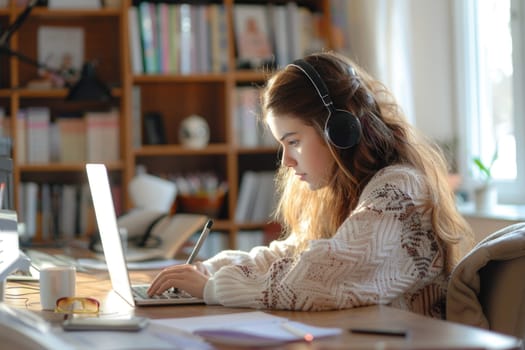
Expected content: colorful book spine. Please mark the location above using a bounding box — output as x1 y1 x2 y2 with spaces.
139 2 159 74
128 6 144 74
157 2 171 73
25 107 51 164
168 4 180 73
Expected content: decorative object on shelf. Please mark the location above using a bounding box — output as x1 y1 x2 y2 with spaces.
174 173 227 218
473 149 498 212
179 115 210 149
37 25 84 88
143 112 166 145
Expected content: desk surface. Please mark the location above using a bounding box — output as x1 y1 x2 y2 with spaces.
4 257 523 350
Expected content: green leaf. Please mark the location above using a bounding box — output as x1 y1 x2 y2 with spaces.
473 157 491 179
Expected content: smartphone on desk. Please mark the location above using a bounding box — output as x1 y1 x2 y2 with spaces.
62 316 149 332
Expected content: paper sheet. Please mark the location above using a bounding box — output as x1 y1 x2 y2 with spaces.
149 311 342 346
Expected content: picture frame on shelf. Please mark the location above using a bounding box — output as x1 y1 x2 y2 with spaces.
37 26 84 88
233 4 274 69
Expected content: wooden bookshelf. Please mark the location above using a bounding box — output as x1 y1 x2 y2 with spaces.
1 0 335 250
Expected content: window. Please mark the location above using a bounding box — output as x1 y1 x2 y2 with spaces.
455 0 525 204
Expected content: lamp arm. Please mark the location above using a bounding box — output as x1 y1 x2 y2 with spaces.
0 0 39 46
0 45 60 76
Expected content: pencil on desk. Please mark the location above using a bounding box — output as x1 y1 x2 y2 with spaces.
349 327 407 337
281 322 314 342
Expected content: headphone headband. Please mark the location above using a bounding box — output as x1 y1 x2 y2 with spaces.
290 59 334 113
289 58 361 149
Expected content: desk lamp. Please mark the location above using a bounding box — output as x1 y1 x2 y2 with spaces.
0 0 113 102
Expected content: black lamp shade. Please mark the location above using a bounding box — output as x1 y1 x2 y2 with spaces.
66 62 113 102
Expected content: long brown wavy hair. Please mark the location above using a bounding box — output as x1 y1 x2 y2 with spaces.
260 51 473 272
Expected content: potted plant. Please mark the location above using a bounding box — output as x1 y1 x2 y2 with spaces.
472 149 498 212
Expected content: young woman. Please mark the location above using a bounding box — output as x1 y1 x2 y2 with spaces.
148 52 473 319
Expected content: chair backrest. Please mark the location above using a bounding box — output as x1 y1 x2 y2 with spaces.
447 222 525 340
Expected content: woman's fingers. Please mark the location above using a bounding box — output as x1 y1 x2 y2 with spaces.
147 264 208 298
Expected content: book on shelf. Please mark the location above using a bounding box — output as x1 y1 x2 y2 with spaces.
209 3 229 73
168 4 180 73
40 183 52 241
128 6 144 74
19 182 98 242
56 116 86 163
85 109 120 162
235 170 276 223
233 86 259 147
196 5 211 73
19 182 38 241
235 170 258 223
16 110 26 164
330 0 353 55
60 184 79 239
143 112 166 145
233 4 273 68
25 107 51 164
234 86 276 147
251 171 277 222
157 2 172 74
178 3 197 74
48 0 101 9
286 2 302 62
131 86 142 148
268 4 289 68
138 2 159 74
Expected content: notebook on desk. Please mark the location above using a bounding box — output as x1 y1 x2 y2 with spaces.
86 163 205 306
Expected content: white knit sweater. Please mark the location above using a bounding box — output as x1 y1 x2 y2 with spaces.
203 165 447 318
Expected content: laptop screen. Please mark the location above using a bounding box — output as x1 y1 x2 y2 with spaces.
86 163 135 306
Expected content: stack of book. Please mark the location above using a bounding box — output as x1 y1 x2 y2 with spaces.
128 2 229 75
16 108 120 164
235 170 277 223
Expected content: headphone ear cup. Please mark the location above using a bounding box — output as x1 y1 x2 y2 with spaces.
324 110 361 149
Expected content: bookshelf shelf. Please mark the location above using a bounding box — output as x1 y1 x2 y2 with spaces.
233 71 270 82
21 8 121 18
134 144 230 156
236 147 278 154
133 74 228 83
18 162 124 173
10 87 122 98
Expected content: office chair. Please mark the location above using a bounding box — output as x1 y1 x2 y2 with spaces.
447 222 525 341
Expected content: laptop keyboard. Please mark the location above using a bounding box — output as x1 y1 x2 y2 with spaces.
132 285 193 300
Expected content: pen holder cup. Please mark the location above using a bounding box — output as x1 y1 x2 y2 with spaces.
178 193 225 218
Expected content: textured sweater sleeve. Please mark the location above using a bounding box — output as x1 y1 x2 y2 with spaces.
203 166 444 311
202 233 298 274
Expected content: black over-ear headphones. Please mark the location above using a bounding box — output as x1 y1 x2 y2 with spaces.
290 59 361 149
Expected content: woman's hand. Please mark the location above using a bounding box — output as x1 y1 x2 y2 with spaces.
147 264 209 299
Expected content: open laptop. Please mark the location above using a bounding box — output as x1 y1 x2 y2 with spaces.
86 163 206 306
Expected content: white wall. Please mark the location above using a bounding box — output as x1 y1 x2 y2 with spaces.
347 0 456 142
409 0 456 141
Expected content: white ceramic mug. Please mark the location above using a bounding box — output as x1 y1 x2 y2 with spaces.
39 266 76 311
